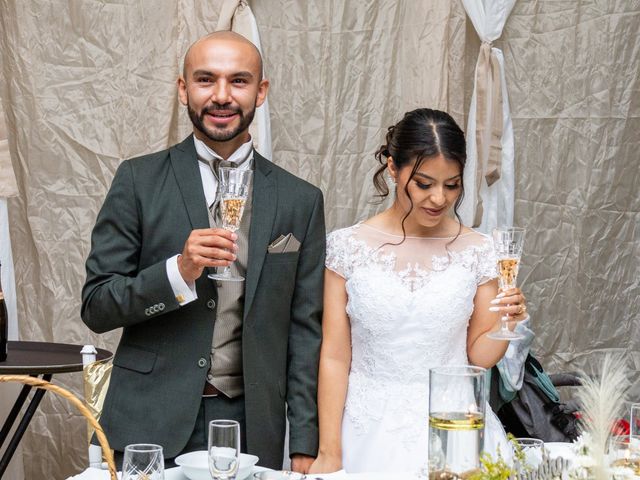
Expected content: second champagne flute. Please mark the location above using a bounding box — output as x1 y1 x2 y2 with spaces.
487 226 526 341
209 419 241 480
209 167 252 282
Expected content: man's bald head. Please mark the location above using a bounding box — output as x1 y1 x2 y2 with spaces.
177 29 270 158
182 31 263 80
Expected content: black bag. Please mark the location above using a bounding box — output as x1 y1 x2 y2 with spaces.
492 355 580 442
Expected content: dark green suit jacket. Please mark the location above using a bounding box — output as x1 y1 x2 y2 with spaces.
81 135 325 468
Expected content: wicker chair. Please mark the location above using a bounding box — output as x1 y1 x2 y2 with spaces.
0 374 117 480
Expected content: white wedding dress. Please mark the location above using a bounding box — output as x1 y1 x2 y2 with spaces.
326 222 510 474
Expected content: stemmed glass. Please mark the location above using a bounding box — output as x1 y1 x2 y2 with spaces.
513 437 544 473
487 226 526 341
122 444 164 480
208 419 241 480
208 167 252 282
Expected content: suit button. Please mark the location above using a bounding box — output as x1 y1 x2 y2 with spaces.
158 302 165 311
206 299 216 310
197 358 207 368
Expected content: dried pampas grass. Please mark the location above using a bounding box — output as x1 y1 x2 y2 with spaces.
576 354 630 480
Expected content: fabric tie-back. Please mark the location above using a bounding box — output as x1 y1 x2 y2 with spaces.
460 0 516 232
0 100 18 198
473 40 504 226
215 0 273 160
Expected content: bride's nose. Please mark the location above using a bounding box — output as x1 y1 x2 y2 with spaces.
428 187 446 206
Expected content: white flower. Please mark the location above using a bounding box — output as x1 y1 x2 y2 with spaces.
573 454 596 468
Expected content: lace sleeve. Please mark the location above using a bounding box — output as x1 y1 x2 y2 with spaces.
325 227 358 279
476 236 498 285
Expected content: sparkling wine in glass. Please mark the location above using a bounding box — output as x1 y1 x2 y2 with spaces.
208 419 241 480
487 226 526 341
209 167 252 282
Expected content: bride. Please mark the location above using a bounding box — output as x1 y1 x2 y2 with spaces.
309 108 528 474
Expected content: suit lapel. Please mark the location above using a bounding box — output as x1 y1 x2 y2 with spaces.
170 135 210 231
244 152 276 319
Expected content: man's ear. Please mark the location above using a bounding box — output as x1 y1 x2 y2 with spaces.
177 76 188 106
255 78 270 108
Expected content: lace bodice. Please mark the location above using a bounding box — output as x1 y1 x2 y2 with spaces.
326 223 497 440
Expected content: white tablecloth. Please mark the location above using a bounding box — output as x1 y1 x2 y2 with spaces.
68 443 575 480
67 467 414 480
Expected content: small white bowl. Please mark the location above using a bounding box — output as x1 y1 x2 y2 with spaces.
174 450 259 480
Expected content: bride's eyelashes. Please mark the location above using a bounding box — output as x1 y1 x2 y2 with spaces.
413 180 461 191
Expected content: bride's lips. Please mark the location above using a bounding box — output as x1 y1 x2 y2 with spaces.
423 206 446 217
205 110 239 126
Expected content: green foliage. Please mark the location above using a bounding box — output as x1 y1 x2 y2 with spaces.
468 451 515 480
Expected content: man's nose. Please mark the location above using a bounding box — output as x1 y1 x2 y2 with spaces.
212 81 231 104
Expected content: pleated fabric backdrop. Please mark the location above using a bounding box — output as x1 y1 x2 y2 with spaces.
0 1 638 478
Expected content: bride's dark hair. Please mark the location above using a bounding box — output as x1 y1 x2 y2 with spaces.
373 108 466 241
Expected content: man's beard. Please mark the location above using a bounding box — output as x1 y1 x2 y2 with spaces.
187 101 256 143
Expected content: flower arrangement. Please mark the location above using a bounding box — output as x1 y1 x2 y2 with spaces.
566 354 632 480
462 354 634 480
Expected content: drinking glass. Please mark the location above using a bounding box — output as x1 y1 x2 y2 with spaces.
609 435 640 475
513 437 544 473
631 403 640 437
487 226 527 341
208 167 253 282
209 419 241 480
122 444 164 480
429 365 487 479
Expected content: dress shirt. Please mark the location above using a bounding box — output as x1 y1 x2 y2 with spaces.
165 136 254 305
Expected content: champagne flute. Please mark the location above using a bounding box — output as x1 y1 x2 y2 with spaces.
208 419 241 480
122 444 164 480
208 167 252 282
487 227 526 341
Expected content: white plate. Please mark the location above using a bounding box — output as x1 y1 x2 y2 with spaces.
174 451 259 480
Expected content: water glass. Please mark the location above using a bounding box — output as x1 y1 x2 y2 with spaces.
122 444 164 480
428 365 487 478
209 419 241 479
631 403 640 437
514 437 544 472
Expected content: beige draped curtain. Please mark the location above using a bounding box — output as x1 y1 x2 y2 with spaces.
0 1 638 479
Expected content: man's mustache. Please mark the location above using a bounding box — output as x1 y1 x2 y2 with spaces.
202 104 242 115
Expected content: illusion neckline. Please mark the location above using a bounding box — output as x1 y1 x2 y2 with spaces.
358 221 475 240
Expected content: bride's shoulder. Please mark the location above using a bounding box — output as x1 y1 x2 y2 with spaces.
327 222 364 243
455 227 493 250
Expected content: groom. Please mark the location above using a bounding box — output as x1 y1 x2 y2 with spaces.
81 31 324 472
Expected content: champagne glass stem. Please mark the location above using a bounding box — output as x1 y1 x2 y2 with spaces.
216 252 233 278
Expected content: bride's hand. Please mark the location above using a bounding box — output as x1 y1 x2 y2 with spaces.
308 453 342 474
490 287 528 321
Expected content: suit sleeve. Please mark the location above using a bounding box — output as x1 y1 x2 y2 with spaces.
286 188 325 457
81 161 180 333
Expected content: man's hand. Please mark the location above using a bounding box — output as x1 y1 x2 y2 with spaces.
290 454 315 474
177 228 238 282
